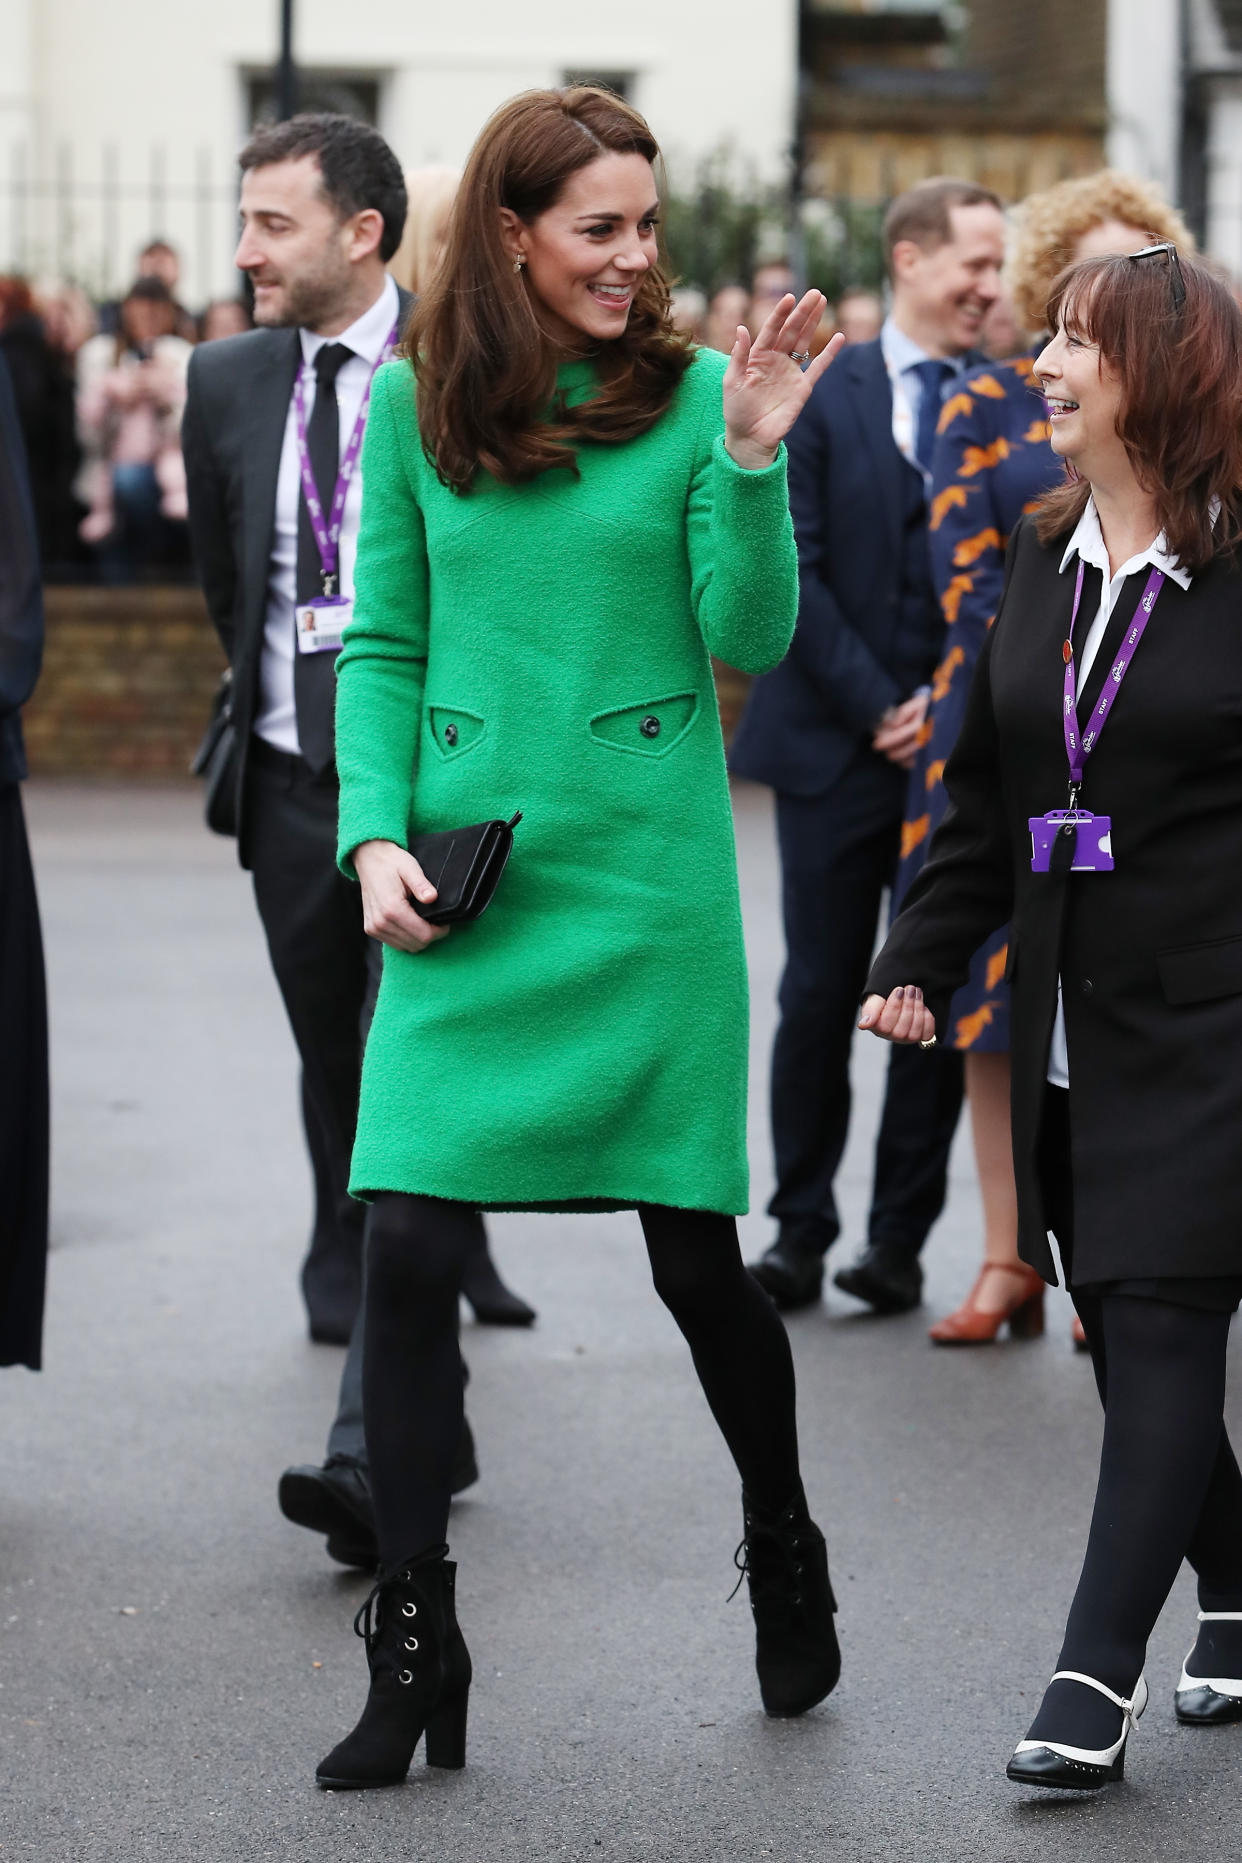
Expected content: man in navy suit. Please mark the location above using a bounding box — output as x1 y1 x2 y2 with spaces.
732 179 1007 1313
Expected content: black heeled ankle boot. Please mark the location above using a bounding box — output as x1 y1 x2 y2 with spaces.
736 1488 840 1717
316 1544 472 1789
460 1244 537 1327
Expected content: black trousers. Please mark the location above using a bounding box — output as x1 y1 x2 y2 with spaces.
0 784 49 1369
246 740 376 1335
770 758 963 1260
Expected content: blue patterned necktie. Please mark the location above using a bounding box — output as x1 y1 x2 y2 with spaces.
912 357 953 478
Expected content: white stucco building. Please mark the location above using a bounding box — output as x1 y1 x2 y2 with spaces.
0 0 796 299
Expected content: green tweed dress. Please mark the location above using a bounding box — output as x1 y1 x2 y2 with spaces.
335 346 797 1214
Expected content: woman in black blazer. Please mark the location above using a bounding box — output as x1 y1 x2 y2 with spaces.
861 248 1242 1790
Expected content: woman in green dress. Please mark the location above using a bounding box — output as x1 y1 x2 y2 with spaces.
316 87 846 1790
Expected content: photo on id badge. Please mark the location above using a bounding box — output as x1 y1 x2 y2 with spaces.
296 598 351 654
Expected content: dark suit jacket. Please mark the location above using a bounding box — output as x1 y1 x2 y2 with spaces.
0 354 44 788
730 336 947 797
181 284 413 865
867 515 1242 1285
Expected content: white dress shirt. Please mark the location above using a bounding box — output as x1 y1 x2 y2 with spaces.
253 273 400 753
1046 497 1194 1087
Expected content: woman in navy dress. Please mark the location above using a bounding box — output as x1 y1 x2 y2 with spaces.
895 171 1191 1343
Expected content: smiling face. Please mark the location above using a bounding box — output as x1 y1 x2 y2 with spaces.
1034 296 1129 482
502 152 660 349
235 156 383 331
891 201 1007 357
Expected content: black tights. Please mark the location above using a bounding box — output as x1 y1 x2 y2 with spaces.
362 1195 802 1565
1029 1293 1242 1747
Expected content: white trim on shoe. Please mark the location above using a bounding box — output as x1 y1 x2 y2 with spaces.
1012 1670 1149 1770
1177 1609 1242 1700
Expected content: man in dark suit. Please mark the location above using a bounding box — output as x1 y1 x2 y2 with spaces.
183 114 519 1567
731 178 1007 1314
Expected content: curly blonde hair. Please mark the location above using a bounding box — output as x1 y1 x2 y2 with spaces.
1009 170 1194 335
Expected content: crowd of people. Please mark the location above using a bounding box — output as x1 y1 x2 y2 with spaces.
4 84 1242 1812
0 247 252 583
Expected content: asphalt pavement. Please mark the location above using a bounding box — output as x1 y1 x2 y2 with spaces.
4 777 1241 1863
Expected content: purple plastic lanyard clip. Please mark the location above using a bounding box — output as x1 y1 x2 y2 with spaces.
292 318 400 598
1063 558 1164 806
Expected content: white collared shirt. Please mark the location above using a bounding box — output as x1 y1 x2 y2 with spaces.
253 273 400 753
1047 498 1194 1087
879 314 973 480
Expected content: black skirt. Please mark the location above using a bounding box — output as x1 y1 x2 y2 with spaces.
0 782 49 1368
1040 1084 1242 1314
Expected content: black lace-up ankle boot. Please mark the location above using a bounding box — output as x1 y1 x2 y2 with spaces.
316 1544 472 1788
736 1488 840 1717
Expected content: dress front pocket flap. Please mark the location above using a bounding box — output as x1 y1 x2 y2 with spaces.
1157 935 1242 1005
428 706 486 758
588 692 698 757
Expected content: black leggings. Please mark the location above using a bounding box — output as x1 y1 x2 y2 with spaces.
362 1195 802 1564
1027 1096 1242 1746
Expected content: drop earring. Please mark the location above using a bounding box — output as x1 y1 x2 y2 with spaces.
513 255 526 273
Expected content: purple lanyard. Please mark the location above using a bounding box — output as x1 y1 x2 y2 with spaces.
292 319 400 597
1063 557 1165 797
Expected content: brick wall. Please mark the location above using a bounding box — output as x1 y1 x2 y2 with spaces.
23 585 225 780
22 586 751 779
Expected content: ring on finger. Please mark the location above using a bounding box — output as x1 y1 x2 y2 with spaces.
790 349 811 366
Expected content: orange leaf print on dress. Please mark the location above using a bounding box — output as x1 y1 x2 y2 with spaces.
941 576 974 624
960 438 1012 477
955 1004 995 1048
932 645 964 701
971 374 1006 399
938 393 974 432
902 815 930 860
929 485 969 530
1025 419 1051 444
953 528 1002 568
985 945 1009 993
925 758 945 792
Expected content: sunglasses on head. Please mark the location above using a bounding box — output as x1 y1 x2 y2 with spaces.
1127 241 1186 313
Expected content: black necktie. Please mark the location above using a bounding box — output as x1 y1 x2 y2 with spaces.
295 341 353 773
912 357 952 478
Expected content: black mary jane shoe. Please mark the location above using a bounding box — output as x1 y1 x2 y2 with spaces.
735 1488 840 1716
1007 1671 1148 1790
1176 1610 1242 1725
316 1545 472 1790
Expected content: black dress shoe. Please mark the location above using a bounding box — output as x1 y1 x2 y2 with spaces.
280 1455 378 1567
308 1316 355 1347
748 1236 825 1311
280 1424 481 1570
832 1245 923 1314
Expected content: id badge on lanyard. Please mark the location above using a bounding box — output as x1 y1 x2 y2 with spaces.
292 317 400 652
1028 560 1165 873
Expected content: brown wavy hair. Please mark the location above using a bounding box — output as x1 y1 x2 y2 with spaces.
1035 251 1242 571
404 87 693 493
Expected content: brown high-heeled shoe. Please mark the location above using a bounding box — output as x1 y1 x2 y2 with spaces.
928 1262 1045 1346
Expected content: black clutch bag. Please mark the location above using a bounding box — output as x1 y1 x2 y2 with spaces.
190 667 239 838
408 811 522 925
